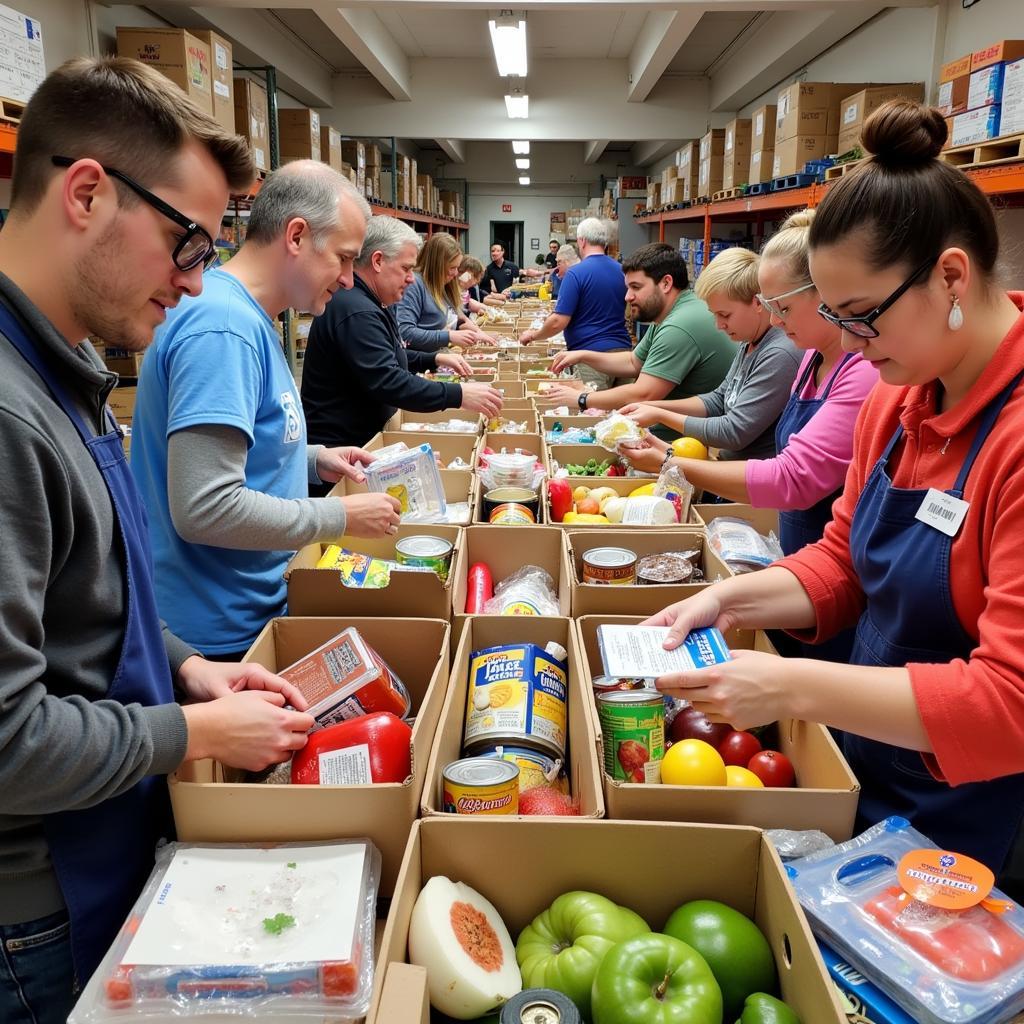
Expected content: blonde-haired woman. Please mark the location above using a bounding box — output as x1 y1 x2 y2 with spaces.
621 245 801 462
395 232 493 351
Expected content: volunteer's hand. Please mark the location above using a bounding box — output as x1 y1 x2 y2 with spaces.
519 329 538 344
551 350 584 374
641 585 742 646
460 382 504 419
472 329 500 345
342 492 402 537
618 441 666 475
620 403 665 429
316 446 376 484
182 691 314 771
655 650 794 731
176 655 308 711
436 352 472 376
543 381 586 406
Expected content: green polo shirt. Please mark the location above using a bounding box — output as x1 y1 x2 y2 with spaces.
633 290 735 441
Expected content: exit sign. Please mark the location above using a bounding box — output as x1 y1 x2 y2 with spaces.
501 203 512 213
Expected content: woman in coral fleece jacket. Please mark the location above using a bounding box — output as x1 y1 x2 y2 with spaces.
647 100 1024 888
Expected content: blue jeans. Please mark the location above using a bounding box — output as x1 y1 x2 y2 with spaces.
0 911 76 1024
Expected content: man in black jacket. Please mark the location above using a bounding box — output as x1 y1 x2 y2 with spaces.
301 217 502 471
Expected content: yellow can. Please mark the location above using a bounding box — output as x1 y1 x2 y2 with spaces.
441 758 519 814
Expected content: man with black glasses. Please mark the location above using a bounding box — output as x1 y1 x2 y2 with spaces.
0 58 319 1023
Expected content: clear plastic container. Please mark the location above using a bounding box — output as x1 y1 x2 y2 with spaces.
364 443 446 522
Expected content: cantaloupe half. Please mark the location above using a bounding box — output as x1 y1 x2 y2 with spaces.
408 876 522 1019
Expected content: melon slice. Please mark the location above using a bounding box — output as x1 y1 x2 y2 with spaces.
408 876 522 1019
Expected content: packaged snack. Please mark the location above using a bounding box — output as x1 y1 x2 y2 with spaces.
596 624 731 678
706 517 783 572
594 412 644 452
483 566 560 616
313 546 434 588
364 443 446 522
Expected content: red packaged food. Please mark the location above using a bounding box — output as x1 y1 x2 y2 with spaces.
291 713 412 785
465 562 494 613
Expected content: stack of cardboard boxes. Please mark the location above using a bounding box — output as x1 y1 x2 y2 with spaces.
341 140 366 192
722 118 752 191
116 27 218 119
660 164 684 205
748 105 776 185
277 108 321 163
366 144 382 202
233 77 269 174
677 141 699 202
835 83 926 156
697 128 725 199
320 125 342 172
938 39 1024 147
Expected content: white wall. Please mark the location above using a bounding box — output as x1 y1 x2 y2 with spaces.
466 188 588 266
942 0 1024 61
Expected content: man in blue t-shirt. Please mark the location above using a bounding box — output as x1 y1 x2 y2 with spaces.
131 163 401 659
519 217 631 389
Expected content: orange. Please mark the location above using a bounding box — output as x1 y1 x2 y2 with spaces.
671 437 709 460
660 739 727 786
725 765 764 788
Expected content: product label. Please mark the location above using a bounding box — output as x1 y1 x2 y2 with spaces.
214 80 229 99
897 848 999 910
598 625 731 678
843 102 858 125
254 147 266 169
215 42 229 70
597 697 664 783
755 112 764 135
318 743 372 785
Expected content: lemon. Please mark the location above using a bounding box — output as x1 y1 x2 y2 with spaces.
628 482 657 498
671 437 709 460
725 765 764 788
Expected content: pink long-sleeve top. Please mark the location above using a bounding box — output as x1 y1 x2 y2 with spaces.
744 349 877 510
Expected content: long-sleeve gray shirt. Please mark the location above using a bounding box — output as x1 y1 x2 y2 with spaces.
0 273 190 925
686 326 802 460
393 273 455 352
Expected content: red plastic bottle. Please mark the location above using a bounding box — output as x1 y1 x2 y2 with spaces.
465 562 494 613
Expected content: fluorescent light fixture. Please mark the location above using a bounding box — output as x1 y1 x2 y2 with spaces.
489 12 527 77
519 175 531 186
504 88 529 119
512 140 530 155
515 158 530 170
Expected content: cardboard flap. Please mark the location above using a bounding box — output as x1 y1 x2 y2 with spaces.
376 962 429 1024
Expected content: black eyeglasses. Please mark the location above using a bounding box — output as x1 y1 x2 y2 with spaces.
817 257 936 339
51 156 217 272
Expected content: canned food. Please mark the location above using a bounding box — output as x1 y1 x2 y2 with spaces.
489 502 537 525
483 487 540 521
597 690 664 784
395 535 454 582
592 675 649 694
442 757 519 814
476 744 569 794
582 547 637 585
636 552 695 585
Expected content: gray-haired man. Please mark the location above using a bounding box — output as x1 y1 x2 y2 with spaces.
302 215 503 465
132 161 401 660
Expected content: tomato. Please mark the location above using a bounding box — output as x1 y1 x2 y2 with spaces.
718 730 762 767
725 765 764 788
747 750 795 788
668 708 731 749
662 900 777 1022
591 933 722 1024
516 891 649 1019
660 739 727 786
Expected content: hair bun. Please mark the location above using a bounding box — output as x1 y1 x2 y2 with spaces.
779 208 815 232
861 99 947 166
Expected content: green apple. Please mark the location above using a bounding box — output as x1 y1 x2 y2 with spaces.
590 933 722 1024
735 992 801 1024
516 891 650 1020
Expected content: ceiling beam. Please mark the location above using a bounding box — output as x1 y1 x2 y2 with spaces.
709 3 886 111
583 140 610 164
436 139 466 162
631 140 681 167
628 7 704 103
314 5 412 101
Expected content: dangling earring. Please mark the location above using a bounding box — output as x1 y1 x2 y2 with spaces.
948 294 964 332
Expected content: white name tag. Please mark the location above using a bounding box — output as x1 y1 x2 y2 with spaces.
914 488 969 537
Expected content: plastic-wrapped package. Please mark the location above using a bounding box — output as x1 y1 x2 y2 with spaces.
706 517 783 572
787 817 1024 1024
483 565 560 616
479 451 537 489
653 464 695 525
545 427 597 444
766 828 836 861
594 412 644 452
401 419 479 433
364 443 446 522
69 839 381 1023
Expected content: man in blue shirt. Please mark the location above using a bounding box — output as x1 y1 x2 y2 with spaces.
519 217 631 388
132 162 401 659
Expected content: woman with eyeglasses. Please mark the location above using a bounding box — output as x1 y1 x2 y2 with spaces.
645 100 1024 889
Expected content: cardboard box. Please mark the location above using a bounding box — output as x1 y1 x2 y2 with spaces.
482 430 547 469
749 149 775 185
576 615 860 838
190 29 233 134
169 617 450 894
837 84 925 138
775 81 835 141
695 502 780 547
341 139 366 170
565 529 732 616
420 616 603 818
722 118 752 190
107 385 137 423
751 104 777 149
278 108 321 162
968 64 1005 109
116 27 213 116
937 74 971 117
698 156 723 197
773 134 836 178
320 125 342 170
366 143 382 168
951 105 1002 146
664 178 686 204
284 523 462 619
940 53 972 82
1002 57 1024 136
393 409 483 435
368 817 847 1023
971 39 1024 72
699 128 726 161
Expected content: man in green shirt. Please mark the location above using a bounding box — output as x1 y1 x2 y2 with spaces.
546 242 733 439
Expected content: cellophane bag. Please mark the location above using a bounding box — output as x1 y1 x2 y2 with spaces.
70 839 381 1022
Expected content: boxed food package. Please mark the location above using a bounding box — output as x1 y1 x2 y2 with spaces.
941 53 972 83
773 134 836 178
116 27 213 115
971 39 1024 72
951 105 1002 146
1002 57 1024 136
190 29 233 134
278 108 321 163
233 77 269 172
751 103 777 149
968 64 1005 109
836 83 925 154
937 75 971 117
749 149 775 185
320 125 342 170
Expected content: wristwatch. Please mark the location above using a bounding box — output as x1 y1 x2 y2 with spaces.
578 391 588 411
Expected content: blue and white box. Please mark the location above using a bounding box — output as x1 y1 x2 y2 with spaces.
968 63 1005 110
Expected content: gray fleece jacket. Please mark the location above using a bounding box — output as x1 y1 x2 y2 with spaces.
0 273 190 924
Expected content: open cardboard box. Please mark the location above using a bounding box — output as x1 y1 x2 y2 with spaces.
495 379 527 399
365 430 479 470
544 477 705 529
490 408 537 433
696 502 780 538
168 617 450 895
329 467 478 527
420 616 604 819
393 409 483 435
284 523 462 619
547 442 621 475
450 525 571 645
576 615 860 839
368 817 846 1024
542 412 602 436
564 528 732 616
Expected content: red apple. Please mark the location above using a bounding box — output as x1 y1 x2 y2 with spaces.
718 729 762 767
669 707 731 748
747 750 796 788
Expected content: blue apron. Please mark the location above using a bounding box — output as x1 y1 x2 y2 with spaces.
772 351 856 662
1 304 176 987
844 370 1024 875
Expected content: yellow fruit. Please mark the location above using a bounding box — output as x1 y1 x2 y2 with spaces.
569 513 610 524
629 482 657 498
671 437 709 460
660 739 727 786
725 765 765 788
573 486 591 503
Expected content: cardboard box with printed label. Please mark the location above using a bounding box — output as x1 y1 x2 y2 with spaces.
319 125 342 171
168 617 450 895
117 28 213 116
233 77 269 172
751 104 777 150
420 616 604 817
749 149 775 185
941 53 972 83
836 84 925 146
775 82 835 141
699 128 726 161
576 615 860 838
951 105 1002 146
190 29 233 134
698 156 723 197
972 39 1024 72
278 108 321 162
341 140 365 171
937 74 971 117
1001 57 1024 136
368 817 847 1023
773 134 836 178
664 178 687 204
968 64 1005 109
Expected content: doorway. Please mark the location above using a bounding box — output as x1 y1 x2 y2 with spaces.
488 220 524 265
